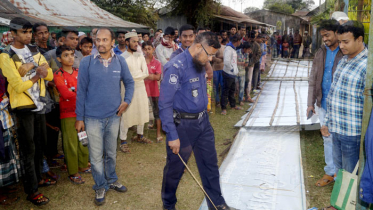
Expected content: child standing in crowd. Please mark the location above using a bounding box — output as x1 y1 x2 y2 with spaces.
142 41 163 142
54 46 89 184
79 37 93 57
282 39 289 58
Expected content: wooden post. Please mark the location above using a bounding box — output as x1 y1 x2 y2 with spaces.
356 3 373 210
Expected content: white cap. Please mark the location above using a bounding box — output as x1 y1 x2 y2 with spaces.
331 11 349 21
78 31 86 37
131 29 136 32
304 31 308 33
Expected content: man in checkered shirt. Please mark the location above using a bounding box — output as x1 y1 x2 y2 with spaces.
321 21 367 174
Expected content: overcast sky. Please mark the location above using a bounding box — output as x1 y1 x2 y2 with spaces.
221 0 322 13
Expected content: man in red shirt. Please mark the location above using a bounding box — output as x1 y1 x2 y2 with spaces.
142 41 163 142
54 45 89 184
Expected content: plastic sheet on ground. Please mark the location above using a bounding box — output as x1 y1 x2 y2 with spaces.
199 59 314 210
199 127 307 210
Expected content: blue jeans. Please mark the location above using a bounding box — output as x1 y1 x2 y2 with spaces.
85 114 120 191
332 132 360 174
213 70 224 103
318 107 335 176
238 74 245 103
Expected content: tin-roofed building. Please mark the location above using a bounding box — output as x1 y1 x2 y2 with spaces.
0 0 149 34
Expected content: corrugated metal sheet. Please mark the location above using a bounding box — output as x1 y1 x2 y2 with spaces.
5 0 148 29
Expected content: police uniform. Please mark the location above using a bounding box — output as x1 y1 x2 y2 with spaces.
159 49 226 209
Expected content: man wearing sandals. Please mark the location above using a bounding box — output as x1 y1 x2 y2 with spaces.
0 17 53 206
119 32 151 153
75 28 134 206
159 32 236 210
307 19 343 188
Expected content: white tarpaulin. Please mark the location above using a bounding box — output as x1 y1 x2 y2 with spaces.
199 128 307 210
200 59 314 210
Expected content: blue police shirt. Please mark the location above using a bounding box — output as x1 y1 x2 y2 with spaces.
321 45 339 110
159 49 208 141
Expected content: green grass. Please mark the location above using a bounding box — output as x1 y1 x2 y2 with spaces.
301 130 334 209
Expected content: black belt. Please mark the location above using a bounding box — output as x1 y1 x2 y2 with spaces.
173 110 206 120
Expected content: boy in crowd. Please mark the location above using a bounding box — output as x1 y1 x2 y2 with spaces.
54 46 89 185
79 37 93 57
282 39 289 58
0 17 53 206
142 41 163 142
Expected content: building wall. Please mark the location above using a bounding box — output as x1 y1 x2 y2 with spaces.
157 15 187 31
248 10 303 35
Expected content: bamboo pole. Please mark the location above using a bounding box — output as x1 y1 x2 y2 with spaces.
356 4 373 210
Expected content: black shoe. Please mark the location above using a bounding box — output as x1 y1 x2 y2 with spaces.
163 208 176 210
210 203 239 210
109 181 127 193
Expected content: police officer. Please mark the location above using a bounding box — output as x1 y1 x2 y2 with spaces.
159 32 236 210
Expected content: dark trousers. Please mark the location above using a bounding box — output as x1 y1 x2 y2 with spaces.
252 62 260 90
221 72 236 110
16 111 47 194
161 114 226 209
45 104 60 157
291 44 300 58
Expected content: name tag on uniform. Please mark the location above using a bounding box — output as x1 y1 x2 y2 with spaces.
189 77 199 83
192 89 198 97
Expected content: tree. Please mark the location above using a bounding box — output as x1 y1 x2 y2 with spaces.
244 6 260 14
263 0 315 11
160 0 220 27
266 2 295 14
92 0 159 29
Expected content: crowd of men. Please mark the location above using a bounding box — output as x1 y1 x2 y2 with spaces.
0 10 372 210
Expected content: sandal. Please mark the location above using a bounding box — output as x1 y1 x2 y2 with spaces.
244 97 254 103
27 193 49 206
46 171 60 181
38 179 57 187
79 168 91 173
68 175 85 185
120 143 130 153
0 195 19 205
133 136 153 144
233 106 243 110
157 136 164 143
315 174 334 187
221 110 227 115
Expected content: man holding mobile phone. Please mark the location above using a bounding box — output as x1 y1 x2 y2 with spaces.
75 28 134 206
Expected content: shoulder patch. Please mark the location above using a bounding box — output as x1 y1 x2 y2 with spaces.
169 74 178 85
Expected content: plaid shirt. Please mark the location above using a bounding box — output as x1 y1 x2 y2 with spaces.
94 49 115 67
0 95 14 129
324 47 368 136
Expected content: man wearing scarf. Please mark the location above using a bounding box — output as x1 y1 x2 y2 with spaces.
155 27 178 66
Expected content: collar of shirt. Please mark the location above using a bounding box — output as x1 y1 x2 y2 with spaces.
94 48 115 59
325 45 340 53
340 47 367 64
185 49 193 68
94 49 115 67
